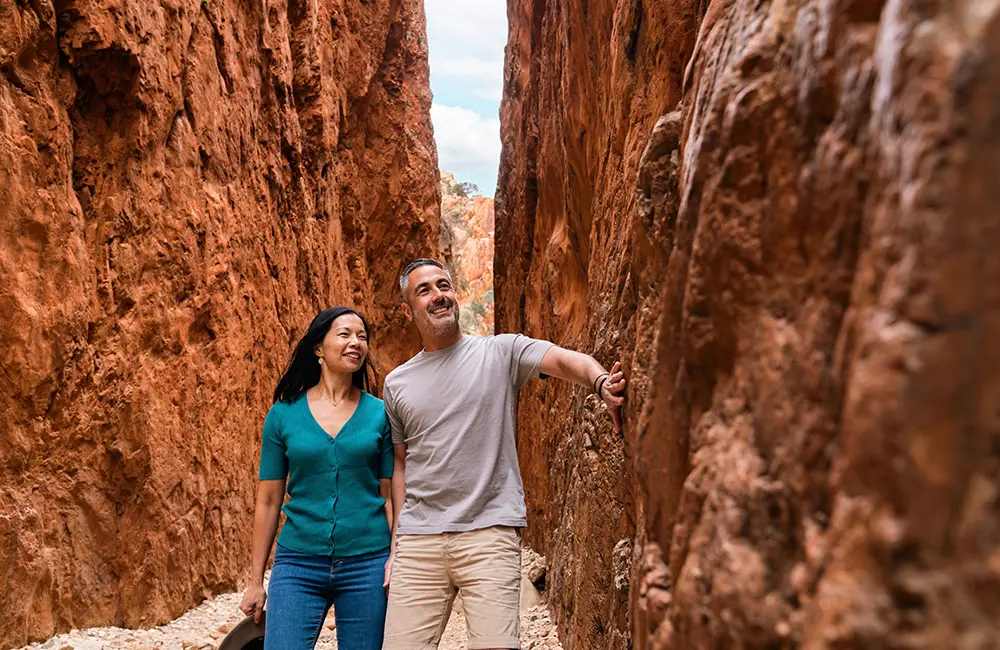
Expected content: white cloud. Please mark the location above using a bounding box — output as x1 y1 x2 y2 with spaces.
430 55 503 79
431 103 501 194
424 0 508 61
425 0 506 107
424 1 506 193
428 53 504 103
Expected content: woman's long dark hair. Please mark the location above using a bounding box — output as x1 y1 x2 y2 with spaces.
273 307 378 403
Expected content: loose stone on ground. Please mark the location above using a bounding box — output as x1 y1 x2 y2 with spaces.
15 549 562 650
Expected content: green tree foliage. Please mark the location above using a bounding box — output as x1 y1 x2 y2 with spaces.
445 177 480 199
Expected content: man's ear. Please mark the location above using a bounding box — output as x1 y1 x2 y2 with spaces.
401 301 413 322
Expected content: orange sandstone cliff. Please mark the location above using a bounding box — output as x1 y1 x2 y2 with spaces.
0 0 439 645
497 1 999 649
440 172 494 336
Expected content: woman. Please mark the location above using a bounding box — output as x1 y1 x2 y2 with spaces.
240 307 394 650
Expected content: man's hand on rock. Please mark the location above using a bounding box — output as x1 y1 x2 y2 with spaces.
600 361 627 432
239 584 267 623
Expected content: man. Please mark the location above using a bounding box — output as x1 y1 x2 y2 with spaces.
381 258 626 650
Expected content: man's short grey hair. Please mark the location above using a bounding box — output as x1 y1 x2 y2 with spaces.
399 258 450 297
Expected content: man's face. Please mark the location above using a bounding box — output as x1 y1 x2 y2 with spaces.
404 264 460 338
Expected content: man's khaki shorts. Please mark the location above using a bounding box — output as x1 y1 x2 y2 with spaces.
383 525 522 650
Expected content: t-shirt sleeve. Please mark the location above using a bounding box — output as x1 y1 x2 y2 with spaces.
503 333 556 389
258 406 288 480
378 416 394 479
384 380 407 445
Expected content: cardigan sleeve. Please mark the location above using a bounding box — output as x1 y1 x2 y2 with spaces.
258 405 289 480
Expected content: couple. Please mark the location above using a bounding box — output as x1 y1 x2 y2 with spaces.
240 258 626 650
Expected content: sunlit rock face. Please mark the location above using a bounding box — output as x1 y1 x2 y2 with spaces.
440 171 495 336
496 0 1000 648
0 0 439 645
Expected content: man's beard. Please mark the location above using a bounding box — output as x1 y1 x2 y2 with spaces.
429 309 460 335
424 301 460 336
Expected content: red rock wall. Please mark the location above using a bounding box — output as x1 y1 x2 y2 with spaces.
0 0 439 645
496 0 999 648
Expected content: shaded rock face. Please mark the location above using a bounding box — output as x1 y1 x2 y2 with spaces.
440 172 495 335
0 0 438 645
497 1 999 649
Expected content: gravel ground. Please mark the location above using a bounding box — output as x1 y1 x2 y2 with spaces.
14 551 562 650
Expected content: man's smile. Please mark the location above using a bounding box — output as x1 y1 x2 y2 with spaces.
428 301 452 316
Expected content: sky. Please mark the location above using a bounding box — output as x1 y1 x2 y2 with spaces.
424 1 507 197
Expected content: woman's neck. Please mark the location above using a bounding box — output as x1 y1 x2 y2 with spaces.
313 369 354 402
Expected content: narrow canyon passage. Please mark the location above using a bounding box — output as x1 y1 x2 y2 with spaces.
2 1 999 650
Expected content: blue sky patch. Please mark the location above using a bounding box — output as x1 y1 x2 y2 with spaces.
426 0 507 197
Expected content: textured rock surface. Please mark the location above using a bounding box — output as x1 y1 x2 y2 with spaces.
497 0 1000 649
440 172 494 335
0 0 438 645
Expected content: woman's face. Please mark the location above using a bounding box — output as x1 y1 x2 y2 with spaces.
316 313 369 374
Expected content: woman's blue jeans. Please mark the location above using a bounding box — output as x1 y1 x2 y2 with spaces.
265 544 389 650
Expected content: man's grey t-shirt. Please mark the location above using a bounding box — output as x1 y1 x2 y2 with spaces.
383 334 554 534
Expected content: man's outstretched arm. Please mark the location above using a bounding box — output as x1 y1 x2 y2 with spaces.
538 346 627 431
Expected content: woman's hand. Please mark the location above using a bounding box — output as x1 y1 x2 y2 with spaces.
383 553 394 591
240 584 267 623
